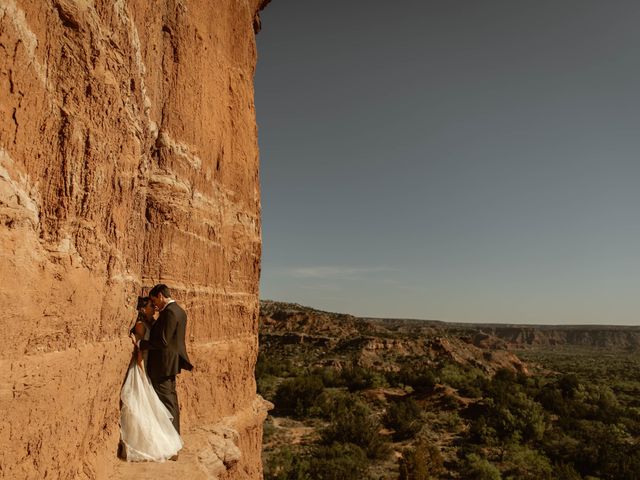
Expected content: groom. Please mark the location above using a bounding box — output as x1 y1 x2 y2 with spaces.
136 284 193 435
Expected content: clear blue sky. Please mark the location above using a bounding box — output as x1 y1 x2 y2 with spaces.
255 1 640 325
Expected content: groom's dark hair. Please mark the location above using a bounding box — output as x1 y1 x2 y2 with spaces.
149 284 171 298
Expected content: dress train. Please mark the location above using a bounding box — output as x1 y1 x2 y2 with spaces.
119 361 183 462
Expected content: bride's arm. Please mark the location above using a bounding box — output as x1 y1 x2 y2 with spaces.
134 320 146 340
134 321 146 366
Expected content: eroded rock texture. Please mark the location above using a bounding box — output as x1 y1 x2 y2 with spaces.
0 1 269 478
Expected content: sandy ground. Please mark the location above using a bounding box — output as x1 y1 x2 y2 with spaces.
269 416 315 446
112 432 210 480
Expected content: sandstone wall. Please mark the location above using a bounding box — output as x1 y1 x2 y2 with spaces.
0 1 269 478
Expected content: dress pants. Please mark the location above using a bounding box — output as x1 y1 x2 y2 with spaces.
151 375 180 434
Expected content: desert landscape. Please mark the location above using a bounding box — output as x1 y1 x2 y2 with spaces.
258 301 640 479
3 1 639 479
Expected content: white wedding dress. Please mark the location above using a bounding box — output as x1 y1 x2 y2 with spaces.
119 360 183 462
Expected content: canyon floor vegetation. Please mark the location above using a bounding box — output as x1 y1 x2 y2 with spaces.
258 301 640 480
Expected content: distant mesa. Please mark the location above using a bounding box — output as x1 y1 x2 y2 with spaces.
260 300 640 357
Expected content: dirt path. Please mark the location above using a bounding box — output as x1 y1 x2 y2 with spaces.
112 440 208 480
269 416 316 445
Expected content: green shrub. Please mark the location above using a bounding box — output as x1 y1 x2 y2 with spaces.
320 394 390 459
462 453 502 480
470 377 549 444
390 364 437 394
256 352 300 378
399 437 445 480
274 375 325 417
552 463 582 480
265 443 372 480
312 367 344 388
341 364 384 391
257 374 279 401
384 397 424 441
264 446 311 480
439 363 484 396
503 444 553 480
557 374 581 399
263 416 276 440
308 443 369 480
441 391 463 410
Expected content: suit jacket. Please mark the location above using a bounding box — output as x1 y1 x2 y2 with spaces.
140 301 193 379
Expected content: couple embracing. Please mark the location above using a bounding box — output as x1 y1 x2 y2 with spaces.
119 284 193 462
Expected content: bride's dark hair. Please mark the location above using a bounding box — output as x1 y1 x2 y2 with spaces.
136 296 151 309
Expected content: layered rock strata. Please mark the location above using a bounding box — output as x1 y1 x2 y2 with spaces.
260 301 528 376
474 325 640 350
0 1 269 478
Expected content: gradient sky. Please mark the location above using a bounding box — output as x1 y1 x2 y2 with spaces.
254 1 640 325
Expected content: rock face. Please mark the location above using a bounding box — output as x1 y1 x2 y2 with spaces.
0 1 270 478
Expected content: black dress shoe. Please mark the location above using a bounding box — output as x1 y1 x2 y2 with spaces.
117 441 126 460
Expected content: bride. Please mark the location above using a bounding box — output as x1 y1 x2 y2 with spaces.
119 296 183 462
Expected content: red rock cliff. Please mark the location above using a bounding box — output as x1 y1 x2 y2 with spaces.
0 0 269 478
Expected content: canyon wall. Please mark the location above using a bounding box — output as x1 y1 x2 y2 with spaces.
474 325 640 350
0 0 269 478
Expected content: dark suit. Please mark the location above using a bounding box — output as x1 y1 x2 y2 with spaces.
140 301 193 433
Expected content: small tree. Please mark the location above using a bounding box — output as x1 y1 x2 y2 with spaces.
399 437 445 480
308 443 369 480
393 364 437 394
503 444 553 480
274 374 325 417
462 453 502 480
321 394 390 459
264 446 311 480
384 397 424 441
341 364 383 391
